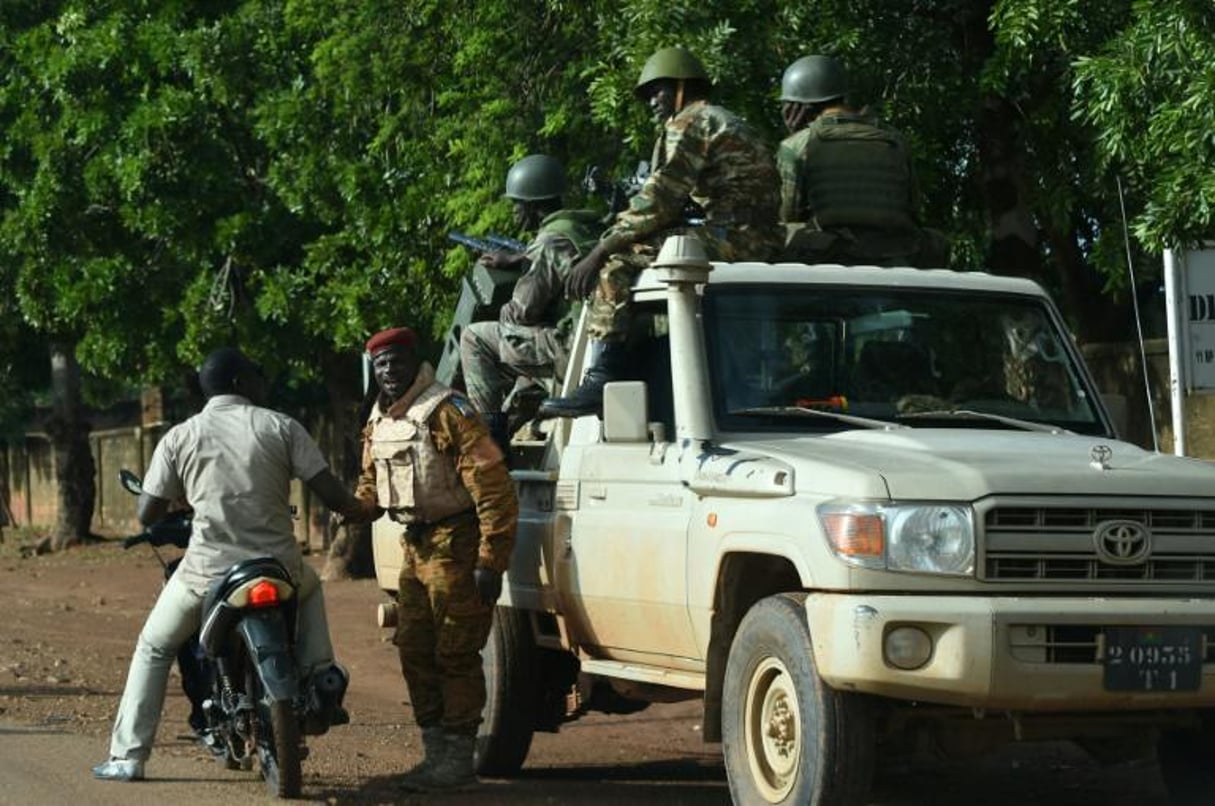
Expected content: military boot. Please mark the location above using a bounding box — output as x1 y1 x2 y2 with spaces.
396 726 445 792
537 341 627 419
485 412 512 465
422 732 477 791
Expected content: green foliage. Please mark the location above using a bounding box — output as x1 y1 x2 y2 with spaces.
1073 0 1215 251
0 0 1212 430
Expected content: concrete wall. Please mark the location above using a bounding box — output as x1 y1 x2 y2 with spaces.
1084 338 1215 459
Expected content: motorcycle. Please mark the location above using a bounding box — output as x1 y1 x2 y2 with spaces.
118 469 349 798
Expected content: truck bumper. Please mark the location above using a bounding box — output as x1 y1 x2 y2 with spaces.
804 593 1215 710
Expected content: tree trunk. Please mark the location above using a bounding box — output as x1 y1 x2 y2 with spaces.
976 93 1048 286
0 441 12 543
320 351 375 580
47 341 95 551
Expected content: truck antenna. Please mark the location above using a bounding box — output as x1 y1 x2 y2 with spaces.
1117 175 1159 452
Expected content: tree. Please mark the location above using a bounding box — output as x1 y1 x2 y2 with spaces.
1072 0 1215 252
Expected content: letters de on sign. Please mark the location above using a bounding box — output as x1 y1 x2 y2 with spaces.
1185 247 1215 391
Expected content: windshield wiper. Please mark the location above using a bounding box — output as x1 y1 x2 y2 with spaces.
729 406 909 430
895 408 1071 434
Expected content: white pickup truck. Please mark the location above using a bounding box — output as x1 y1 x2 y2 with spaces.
374 238 1215 805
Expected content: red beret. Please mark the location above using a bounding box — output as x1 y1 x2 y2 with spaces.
365 327 417 355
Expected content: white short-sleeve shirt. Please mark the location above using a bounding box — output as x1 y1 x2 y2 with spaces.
142 394 329 594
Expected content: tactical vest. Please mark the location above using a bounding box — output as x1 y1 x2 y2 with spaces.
535 209 602 327
368 382 474 525
537 209 601 255
798 114 915 232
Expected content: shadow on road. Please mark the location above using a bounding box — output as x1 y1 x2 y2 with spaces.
0 725 70 736
313 759 730 805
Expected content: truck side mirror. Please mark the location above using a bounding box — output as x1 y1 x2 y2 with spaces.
602 381 649 443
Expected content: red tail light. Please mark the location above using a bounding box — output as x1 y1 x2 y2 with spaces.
248 580 280 608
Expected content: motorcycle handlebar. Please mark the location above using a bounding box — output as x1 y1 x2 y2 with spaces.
121 512 191 551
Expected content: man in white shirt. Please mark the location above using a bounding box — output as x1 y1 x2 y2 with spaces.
93 348 370 782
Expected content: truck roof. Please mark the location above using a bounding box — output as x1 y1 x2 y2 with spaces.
633 262 1049 298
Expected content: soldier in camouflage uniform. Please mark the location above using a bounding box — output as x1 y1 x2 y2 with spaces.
460 154 600 447
344 327 517 792
776 54 948 267
539 46 783 418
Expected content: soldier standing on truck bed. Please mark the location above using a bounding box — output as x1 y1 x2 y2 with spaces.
460 154 600 449
777 54 948 267
539 46 783 419
342 327 518 792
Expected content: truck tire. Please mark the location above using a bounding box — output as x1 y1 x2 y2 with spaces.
1158 719 1215 805
722 593 874 805
475 605 538 777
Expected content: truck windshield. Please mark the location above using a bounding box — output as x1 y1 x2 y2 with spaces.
703 284 1107 435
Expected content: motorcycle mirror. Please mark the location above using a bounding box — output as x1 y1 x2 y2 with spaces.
118 469 144 496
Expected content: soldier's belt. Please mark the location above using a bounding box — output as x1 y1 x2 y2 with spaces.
398 508 478 544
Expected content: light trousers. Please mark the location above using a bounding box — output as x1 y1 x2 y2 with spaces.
109 563 332 761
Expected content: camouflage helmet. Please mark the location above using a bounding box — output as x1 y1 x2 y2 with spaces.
634 46 710 97
780 55 848 104
504 154 565 201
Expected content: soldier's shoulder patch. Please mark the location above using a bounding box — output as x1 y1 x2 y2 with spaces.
448 393 477 418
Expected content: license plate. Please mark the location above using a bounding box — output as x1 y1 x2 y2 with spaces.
1103 627 1203 692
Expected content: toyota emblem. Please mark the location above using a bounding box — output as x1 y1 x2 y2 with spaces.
1092 520 1151 566
1090 444 1113 470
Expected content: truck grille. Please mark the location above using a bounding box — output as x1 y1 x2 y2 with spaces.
1009 625 1215 664
983 505 1215 583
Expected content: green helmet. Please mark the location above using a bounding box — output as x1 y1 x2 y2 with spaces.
634 46 709 97
504 154 565 201
780 55 848 104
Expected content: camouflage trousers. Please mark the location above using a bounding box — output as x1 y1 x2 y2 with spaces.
587 223 782 341
460 320 569 413
394 512 493 735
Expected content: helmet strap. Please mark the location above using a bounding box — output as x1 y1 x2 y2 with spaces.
675 79 686 114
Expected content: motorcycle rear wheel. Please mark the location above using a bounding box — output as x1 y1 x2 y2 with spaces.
250 668 302 799
262 698 302 798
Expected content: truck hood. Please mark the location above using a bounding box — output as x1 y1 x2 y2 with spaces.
726 429 1215 501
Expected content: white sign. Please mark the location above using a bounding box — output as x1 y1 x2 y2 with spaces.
1185 247 1215 392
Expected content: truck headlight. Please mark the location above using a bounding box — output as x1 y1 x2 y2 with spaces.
887 505 974 575
819 502 975 577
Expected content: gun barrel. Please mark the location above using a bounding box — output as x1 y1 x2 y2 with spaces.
447 231 496 253
486 234 527 253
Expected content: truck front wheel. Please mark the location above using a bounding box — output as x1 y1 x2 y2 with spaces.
475 605 538 777
722 593 874 805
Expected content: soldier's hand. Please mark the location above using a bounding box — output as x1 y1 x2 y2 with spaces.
565 244 610 300
473 567 503 607
478 251 527 271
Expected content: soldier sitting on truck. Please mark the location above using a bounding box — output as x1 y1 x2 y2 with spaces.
459 154 600 450
539 46 784 419
776 54 948 268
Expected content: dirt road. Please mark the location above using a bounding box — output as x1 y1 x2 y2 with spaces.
0 539 1172 805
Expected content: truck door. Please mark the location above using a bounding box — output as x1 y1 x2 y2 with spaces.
564 437 699 661
560 327 701 662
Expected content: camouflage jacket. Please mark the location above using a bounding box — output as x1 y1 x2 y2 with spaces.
500 209 600 328
604 100 781 252
354 368 517 573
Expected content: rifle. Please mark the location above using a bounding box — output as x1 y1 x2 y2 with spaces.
485 233 526 252
447 231 526 254
582 161 650 219
582 160 706 225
